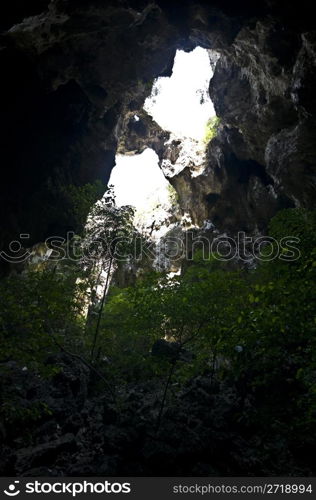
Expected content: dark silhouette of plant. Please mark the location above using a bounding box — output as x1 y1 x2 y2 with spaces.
81 186 135 362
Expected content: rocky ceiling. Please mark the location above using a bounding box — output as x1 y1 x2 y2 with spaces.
0 0 315 262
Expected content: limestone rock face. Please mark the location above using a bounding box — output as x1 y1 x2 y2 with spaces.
2 355 315 476
157 17 316 233
0 1 179 257
202 19 316 231
161 137 210 226
117 110 170 159
0 0 315 262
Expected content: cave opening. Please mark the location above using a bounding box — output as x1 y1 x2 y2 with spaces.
109 47 216 231
109 147 173 234
144 46 215 140
2 0 316 478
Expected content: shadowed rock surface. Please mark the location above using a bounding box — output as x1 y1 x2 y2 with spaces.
1 0 315 257
0 0 316 477
1 354 314 476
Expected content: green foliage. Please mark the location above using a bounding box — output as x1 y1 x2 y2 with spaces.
145 79 154 91
61 180 106 233
82 186 137 360
203 116 220 144
0 208 315 457
269 207 316 255
98 259 246 386
167 184 179 206
0 270 85 373
93 208 316 443
84 185 135 259
1 399 53 426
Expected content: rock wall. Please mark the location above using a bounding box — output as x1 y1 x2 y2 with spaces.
1 0 316 476
2 355 314 476
1 0 315 259
158 17 316 233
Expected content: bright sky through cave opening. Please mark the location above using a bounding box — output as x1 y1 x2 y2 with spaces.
109 47 215 210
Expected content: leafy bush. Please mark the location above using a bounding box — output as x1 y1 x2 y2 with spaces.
61 179 106 233
0 208 315 467
167 183 179 206
95 209 316 445
0 270 85 373
203 116 220 144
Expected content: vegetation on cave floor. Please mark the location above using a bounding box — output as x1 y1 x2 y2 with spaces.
0 208 315 474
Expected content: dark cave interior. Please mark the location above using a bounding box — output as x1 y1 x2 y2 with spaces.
0 0 315 477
